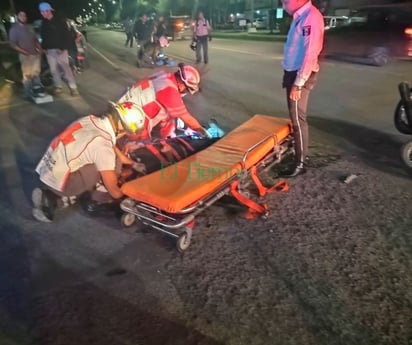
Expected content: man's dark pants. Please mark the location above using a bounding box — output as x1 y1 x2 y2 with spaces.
283 70 317 165
195 35 209 63
125 32 134 47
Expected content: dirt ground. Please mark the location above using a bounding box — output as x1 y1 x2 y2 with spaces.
1 119 412 345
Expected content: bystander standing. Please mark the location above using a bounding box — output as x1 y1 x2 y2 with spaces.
134 14 155 65
123 17 134 48
8 10 43 99
192 11 212 64
39 2 79 96
279 0 324 177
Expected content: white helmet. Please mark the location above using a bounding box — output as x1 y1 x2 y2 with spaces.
177 63 200 94
112 102 146 133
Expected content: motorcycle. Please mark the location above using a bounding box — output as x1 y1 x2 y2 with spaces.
394 81 412 170
136 36 175 68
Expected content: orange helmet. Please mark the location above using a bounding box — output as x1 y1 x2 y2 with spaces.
177 63 200 94
112 102 146 133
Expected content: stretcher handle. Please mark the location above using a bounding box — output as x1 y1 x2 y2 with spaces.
241 133 279 176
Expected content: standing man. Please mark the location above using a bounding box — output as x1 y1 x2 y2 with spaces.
8 10 43 99
123 17 134 48
280 0 324 177
193 11 212 64
135 14 156 66
39 2 79 96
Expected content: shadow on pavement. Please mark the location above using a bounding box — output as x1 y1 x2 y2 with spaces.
309 116 411 178
0 218 33 345
0 221 225 345
323 54 379 67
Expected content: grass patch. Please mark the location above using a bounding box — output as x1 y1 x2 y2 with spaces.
212 32 287 42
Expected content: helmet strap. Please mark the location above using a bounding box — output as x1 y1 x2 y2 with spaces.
178 63 186 79
108 112 123 137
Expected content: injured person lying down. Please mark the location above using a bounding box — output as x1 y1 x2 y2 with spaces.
118 133 221 182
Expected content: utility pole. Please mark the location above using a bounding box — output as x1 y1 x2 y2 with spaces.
270 0 278 34
250 0 254 25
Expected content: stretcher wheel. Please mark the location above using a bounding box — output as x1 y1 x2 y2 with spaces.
176 232 191 252
121 212 137 228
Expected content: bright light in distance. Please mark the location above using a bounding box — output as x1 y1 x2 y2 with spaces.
404 27 412 37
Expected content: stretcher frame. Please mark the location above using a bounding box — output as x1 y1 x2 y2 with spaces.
120 115 294 252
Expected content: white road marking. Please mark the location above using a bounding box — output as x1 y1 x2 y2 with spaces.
213 46 284 59
87 43 122 70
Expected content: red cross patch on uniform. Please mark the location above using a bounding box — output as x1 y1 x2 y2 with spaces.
302 25 311 36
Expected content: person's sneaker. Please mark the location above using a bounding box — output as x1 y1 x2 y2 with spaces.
279 164 307 178
31 188 58 222
82 198 121 217
32 85 46 97
32 188 52 222
70 88 79 96
32 208 52 222
52 87 63 95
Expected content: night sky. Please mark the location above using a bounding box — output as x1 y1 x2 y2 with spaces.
2 0 94 22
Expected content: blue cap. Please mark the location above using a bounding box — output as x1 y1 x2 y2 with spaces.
39 2 54 11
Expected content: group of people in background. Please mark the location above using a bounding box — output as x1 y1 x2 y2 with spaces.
122 11 212 66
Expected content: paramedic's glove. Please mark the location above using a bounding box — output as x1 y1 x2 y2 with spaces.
123 142 145 155
208 35 212 42
132 162 147 175
196 127 212 139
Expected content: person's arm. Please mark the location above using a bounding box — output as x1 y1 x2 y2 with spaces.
158 87 203 129
207 19 212 33
34 38 42 53
40 21 47 49
114 145 134 165
10 42 29 55
294 11 324 87
192 20 197 38
100 170 123 199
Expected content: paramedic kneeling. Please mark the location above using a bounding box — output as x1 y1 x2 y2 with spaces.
116 63 210 146
32 107 147 222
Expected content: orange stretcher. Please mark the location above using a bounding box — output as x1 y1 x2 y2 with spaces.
120 114 293 251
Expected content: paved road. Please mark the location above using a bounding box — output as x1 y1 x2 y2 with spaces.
0 27 411 345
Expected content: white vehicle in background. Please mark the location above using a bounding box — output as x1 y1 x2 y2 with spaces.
253 18 267 29
324 16 350 30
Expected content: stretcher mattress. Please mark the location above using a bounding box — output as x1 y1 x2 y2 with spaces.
121 115 291 213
